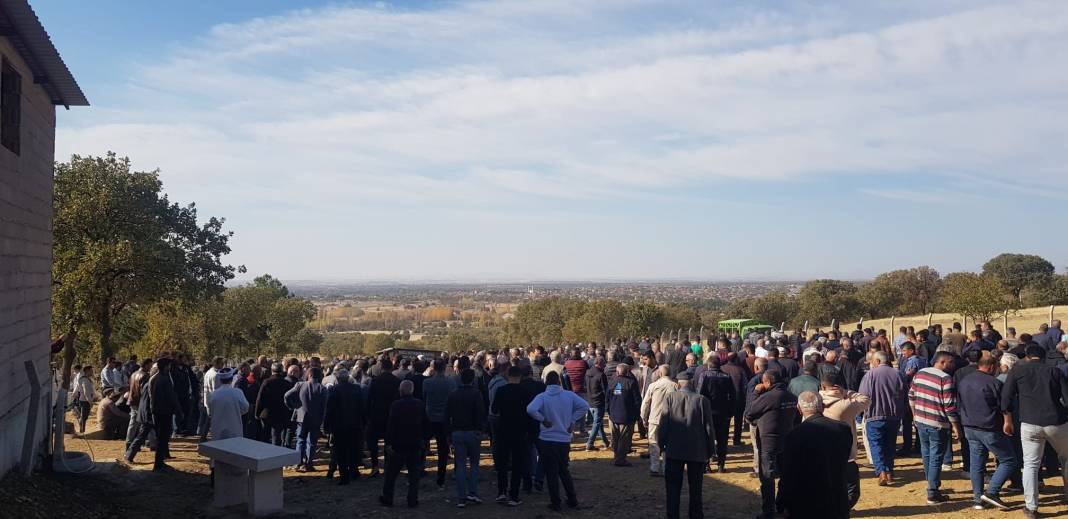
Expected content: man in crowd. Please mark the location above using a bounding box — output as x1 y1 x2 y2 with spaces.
657 370 715 519
323 368 366 485
125 359 152 450
526 370 588 512
366 358 400 477
860 351 906 486
380 380 429 508
564 348 588 435
290 366 327 472
607 362 641 467
958 355 1017 510
147 357 184 471
641 365 676 476
909 351 963 505
722 353 750 446
1001 344 1068 518
445 368 486 507
697 355 735 473
583 356 610 451
422 358 456 489
256 363 294 447
820 371 869 511
780 391 853 519
491 365 537 506
746 369 798 519
200 356 224 440
897 342 927 455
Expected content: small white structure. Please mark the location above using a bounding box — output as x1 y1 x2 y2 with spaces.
198 437 299 516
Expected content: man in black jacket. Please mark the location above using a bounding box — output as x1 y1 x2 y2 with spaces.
380 380 430 507
366 359 400 476
746 370 798 519
255 363 293 446
324 369 366 485
491 366 537 505
148 357 184 472
697 356 736 472
657 371 715 519
583 357 609 451
445 368 487 506
780 391 852 519
722 353 750 446
607 363 641 467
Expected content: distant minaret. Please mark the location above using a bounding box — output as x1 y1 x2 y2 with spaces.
528 285 534 295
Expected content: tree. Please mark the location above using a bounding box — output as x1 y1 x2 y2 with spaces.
939 272 1014 322
982 253 1055 303
661 303 702 334
266 297 317 357
728 291 798 328
621 301 666 338
795 280 862 325
857 266 941 318
292 328 324 356
52 153 241 365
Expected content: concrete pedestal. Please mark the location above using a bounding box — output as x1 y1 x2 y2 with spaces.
248 467 284 516
213 462 248 508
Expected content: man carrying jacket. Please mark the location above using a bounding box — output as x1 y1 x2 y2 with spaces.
607 363 642 467
746 369 799 519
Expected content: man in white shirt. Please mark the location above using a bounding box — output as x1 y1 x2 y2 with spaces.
199 356 225 440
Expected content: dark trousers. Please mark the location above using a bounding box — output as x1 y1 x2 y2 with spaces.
900 406 917 452
537 439 576 507
334 432 363 482
711 414 730 465
611 422 634 463
495 434 529 500
269 423 287 447
428 421 449 485
730 404 745 444
125 417 153 461
181 398 199 434
368 426 386 469
153 412 174 469
382 448 423 506
665 458 703 519
845 461 861 509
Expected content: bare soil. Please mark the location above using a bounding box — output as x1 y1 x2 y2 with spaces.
12 415 1068 519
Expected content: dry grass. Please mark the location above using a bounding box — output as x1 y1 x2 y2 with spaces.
819 305 1065 336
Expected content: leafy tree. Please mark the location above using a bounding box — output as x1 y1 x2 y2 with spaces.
857 266 941 317
795 280 863 325
621 301 666 338
1022 272 1068 307
982 253 1055 303
661 303 702 334
728 291 798 328
505 297 587 345
52 153 241 367
266 297 317 357
939 272 1014 321
292 328 324 356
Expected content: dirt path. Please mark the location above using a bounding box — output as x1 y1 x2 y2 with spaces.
29 416 1068 518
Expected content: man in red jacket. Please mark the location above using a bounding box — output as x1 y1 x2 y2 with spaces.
564 347 589 435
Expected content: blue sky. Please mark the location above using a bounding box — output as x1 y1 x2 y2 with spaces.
38 0 1068 281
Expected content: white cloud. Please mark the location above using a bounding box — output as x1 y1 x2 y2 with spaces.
53 0 1068 278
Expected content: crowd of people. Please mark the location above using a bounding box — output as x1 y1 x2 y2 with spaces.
65 318 1068 518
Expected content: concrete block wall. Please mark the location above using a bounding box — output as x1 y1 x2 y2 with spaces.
0 35 58 476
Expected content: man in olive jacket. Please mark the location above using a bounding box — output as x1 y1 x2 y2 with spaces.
656 371 715 519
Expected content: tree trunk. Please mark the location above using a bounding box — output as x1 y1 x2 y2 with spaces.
60 325 78 390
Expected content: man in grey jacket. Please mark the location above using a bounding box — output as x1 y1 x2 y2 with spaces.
422 358 457 489
657 371 716 519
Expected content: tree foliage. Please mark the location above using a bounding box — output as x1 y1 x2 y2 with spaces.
795 280 862 325
858 266 942 317
52 153 242 363
621 301 666 338
982 253 1055 303
727 291 798 328
939 272 1015 321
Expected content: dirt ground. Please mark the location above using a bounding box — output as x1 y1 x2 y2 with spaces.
12 414 1068 519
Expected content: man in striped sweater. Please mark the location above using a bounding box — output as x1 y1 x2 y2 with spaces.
908 351 963 505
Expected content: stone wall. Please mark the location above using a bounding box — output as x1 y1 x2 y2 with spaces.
0 35 58 476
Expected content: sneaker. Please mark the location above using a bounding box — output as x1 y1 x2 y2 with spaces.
926 493 948 505
941 464 952 471
496 494 508 503
980 494 1009 510
507 500 522 507
585 446 599 451
466 495 483 504
456 502 466 509
973 504 985 510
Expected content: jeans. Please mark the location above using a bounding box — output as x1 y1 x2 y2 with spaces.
964 427 1019 503
586 406 608 449
865 419 899 477
196 405 210 438
125 408 141 449
382 448 423 506
537 439 577 507
1020 421 1068 512
917 424 950 496
296 421 321 468
665 458 703 519
452 430 481 499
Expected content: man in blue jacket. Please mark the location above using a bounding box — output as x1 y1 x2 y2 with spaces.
607 363 642 467
526 370 589 512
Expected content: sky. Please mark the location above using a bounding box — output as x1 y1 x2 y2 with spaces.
37 0 1068 282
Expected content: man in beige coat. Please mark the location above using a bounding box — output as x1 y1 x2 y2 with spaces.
819 371 870 512
640 365 677 476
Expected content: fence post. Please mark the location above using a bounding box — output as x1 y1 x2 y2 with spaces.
831 319 836 330
1003 310 1009 334
779 321 785 332
889 316 896 336
803 320 809 333
1051 305 1056 327
927 313 933 327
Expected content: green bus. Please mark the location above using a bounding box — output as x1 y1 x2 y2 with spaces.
716 318 776 337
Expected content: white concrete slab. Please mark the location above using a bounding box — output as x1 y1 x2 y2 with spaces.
213 461 248 508
248 468 285 516
198 437 299 472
